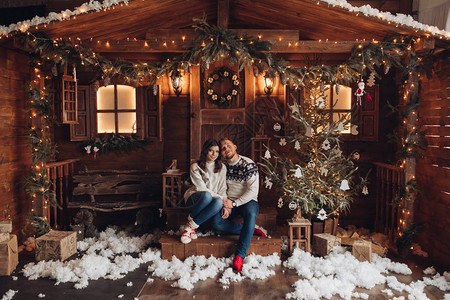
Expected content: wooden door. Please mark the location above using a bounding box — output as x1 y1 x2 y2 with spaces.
189 62 257 162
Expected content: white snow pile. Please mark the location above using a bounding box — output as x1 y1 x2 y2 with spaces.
1 290 18 300
284 247 450 300
320 0 449 37
22 227 161 289
148 253 281 291
0 0 129 36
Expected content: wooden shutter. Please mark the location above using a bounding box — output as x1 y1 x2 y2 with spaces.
137 85 161 141
61 75 77 124
352 84 379 141
70 85 92 141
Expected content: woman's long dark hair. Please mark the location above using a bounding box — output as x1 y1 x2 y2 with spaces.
197 139 223 173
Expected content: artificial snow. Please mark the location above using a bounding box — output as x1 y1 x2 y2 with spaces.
22 227 160 289
11 276 17 281
37 293 45 298
424 266 436 275
126 281 133 287
1 290 18 300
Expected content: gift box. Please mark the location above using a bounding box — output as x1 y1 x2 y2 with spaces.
35 231 77 261
352 240 372 262
313 233 341 256
0 234 19 276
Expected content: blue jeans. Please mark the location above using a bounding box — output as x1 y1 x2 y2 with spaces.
211 200 259 259
186 191 223 226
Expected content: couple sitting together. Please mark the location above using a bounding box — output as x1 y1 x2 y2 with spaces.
181 138 265 271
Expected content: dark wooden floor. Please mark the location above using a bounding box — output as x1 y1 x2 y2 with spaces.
1 250 446 300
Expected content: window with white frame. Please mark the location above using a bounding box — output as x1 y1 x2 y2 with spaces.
323 85 352 134
96 85 136 134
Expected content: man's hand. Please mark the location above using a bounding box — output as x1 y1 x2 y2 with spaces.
223 198 234 209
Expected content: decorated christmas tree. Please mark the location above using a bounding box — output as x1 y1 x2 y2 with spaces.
260 82 368 221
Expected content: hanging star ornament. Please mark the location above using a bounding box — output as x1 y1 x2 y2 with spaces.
279 138 287 146
340 179 350 191
294 167 303 178
294 140 301 150
278 198 284 208
290 102 300 115
317 209 328 220
264 149 271 159
264 177 273 189
322 139 331 150
362 185 369 195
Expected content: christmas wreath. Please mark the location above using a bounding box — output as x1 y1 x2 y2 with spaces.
204 66 240 106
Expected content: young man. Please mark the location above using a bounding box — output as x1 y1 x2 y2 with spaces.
211 138 265 271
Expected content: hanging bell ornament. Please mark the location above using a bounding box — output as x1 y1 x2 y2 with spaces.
152 84 159 96
340 179 350 191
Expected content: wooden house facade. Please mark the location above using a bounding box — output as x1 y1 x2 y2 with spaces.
0 0 448 267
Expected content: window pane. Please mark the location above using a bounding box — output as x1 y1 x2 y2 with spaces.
97 86 115 110
333 85 352 110
117 85 136 109
118 112 136 133
333 112 351 133
97 113 115 133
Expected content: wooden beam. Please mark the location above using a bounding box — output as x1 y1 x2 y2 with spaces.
415 37 435 52
82 40 355 53
217 0 229 28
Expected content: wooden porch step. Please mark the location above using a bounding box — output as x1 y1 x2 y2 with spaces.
164 206 277 230
160 232 282 260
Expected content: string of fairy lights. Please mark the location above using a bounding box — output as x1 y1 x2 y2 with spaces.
20 18 432 235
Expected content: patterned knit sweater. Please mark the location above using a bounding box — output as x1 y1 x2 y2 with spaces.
225 155 259 207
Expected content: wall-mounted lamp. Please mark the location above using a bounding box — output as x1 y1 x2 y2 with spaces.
264 71 275 96
170 70 183 96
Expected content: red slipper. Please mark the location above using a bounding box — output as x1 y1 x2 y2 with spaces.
233 255 243 271
253 228 266 237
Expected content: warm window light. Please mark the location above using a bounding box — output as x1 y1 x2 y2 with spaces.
264 71 275 96
97 85 136 133
170 70 183 96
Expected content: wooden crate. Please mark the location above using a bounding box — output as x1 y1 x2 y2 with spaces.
352 240 372 262
0 234 18 276
313 233 341 256
36 231 77 261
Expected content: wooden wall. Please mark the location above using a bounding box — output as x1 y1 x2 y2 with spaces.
0 46 32 239
416 51 450 267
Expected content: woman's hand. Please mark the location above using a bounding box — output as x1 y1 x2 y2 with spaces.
221 207 232 219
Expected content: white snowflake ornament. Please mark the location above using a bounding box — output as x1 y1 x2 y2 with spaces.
264 149 271 159
322 139 331 150
264 177 273 189
294 140 301 150
307 161 316 169
340 179 350 191
317 209 328 220
338 122 345 132
277 198 284 208
362 185 369 195
294 167 303 178
279 138 287 146
273 123 281 131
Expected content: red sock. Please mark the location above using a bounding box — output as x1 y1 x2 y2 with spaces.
233 255 243 271
253 228 266 237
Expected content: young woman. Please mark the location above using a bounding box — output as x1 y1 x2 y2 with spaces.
181 139 227 244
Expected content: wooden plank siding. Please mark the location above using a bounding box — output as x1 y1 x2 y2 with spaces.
0 46 32 241
416 52 450 267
